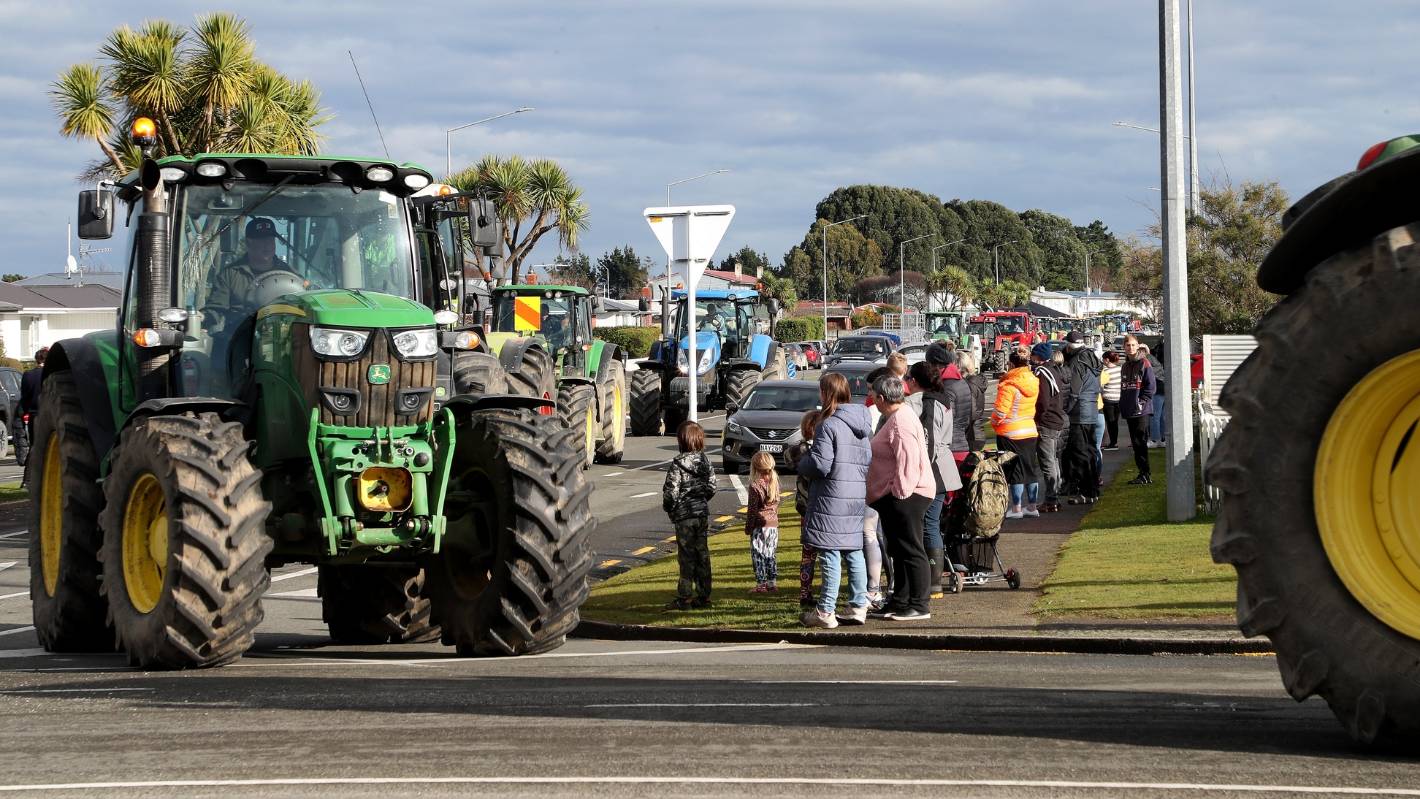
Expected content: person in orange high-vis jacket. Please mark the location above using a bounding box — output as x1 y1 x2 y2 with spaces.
991 349 1042 518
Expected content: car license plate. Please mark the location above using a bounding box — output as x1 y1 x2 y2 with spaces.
759 443 784 454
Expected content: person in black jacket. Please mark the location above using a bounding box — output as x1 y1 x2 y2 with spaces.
1029 342 1068 513
1061 331 1103 503
1119 335 1157 484
18 347 45 418
662 421 719 608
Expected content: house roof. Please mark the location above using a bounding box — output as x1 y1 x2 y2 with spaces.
16 272 125 291
0 281 121 310
700 269 759 286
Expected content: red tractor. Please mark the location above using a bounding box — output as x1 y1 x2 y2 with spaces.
969 311 1038 373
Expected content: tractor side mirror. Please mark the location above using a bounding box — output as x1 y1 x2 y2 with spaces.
767 298 781 317
77 189 115 240
470 198 502 250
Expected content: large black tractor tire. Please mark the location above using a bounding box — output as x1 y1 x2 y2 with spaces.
318 565 439 644
451 351 508 395
629 368 663 437
557 382 598 471
594 360 627 464
505 345 556 404
724 369 761 411
28 371 109 651
425 409 593 656
1208 222 1420 743
99 413 272 669
662 404 687 436
761 348 788 381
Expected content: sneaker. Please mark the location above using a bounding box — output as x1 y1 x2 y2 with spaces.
866 591 886 611
888 609 932 621
801 609 839 629
766 583 779 593
1127 474 1152 485
1103 445 1119 451
1023 507 1040 518
1005 509 1024 520
835 605 867 625
868 605 905 620
690 597 711 609
665 598 691 611
748 584 768 594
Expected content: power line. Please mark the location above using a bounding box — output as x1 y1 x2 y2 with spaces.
348 51 389 158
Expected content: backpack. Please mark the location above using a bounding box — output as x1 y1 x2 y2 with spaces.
960 450 1013 538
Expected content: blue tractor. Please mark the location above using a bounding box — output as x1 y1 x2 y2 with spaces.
628 289 794 435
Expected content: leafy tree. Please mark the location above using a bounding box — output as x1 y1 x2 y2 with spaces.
813 185 964 275
757 271 798 310
449 155 590 285
547 253 594 290
1020 209 1088 291
780 219 884 303
1074 220 1125 289
52 14 328 180
718 246 771 278
595 246 651 299
1 274 23 283
929 265 976 310
946 199 1044 286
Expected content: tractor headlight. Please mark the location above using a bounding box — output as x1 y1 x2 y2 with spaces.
391 328 438 358
310 327 370 358
677 348 713 376
697 348 714 374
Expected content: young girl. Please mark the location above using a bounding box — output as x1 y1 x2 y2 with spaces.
790 410 820 608
745 451 781 593
661 420 718 609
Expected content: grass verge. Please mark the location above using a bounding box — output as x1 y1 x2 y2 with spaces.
1033 450 1235 619
582 505 818 630
0 482 26 503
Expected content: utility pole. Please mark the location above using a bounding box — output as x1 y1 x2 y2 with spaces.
1159 0 1195 521
1187 0 1200 212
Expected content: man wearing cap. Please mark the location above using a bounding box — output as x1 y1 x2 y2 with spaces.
1061 331 1103 504
203 217 291 333
1029 342 1069 513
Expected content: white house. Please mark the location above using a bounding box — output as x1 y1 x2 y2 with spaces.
1029 287 1149 318
0 279 120 360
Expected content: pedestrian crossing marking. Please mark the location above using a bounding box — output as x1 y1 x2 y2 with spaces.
631 546 655 556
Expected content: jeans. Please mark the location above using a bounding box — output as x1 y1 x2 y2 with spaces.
1009 482 1040 508
922 490 947 550
1150 394 1166 442
1036 427 1065 504
816 548 867 614
872 493 933 614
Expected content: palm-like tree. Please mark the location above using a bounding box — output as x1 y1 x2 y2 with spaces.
53 13 327 180
449 155 591 284
932 265 975 310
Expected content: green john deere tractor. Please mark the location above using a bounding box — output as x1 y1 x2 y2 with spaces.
481 284 627 469
28 121 592 669
1208 134 1420 742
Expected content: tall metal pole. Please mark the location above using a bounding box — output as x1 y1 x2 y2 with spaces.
991 241 1017 285
1187 0 1200 212
445 107 534 177
1160 0 1195 521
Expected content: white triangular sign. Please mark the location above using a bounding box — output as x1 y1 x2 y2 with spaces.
644 205 735 289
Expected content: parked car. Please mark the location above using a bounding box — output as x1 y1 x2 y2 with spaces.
721 379 822 474
898 343 929 366
822 361 879 402
794 341 823 369
785 342 809 372
823 335 892 368
0 366 20 459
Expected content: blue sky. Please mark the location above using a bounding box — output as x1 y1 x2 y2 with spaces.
2 0 1417 279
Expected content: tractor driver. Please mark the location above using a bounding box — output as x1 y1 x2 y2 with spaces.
202 217 290 334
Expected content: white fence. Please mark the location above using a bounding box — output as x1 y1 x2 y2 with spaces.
1195 334 1258 512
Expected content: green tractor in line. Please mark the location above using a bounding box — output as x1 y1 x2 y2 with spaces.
29 119 593 669
479 284 627 470
1208 134 1420 742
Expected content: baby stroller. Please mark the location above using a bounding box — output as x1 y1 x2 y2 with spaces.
943 450 1021 592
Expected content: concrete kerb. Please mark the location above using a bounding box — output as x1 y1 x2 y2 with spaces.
573 619 1273 656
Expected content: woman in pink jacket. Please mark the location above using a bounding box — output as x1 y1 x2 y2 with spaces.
865 374 937 621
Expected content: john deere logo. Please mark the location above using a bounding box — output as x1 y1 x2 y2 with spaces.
367 364 391 385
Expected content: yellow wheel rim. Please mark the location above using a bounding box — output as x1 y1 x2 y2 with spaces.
121 473 168 614
584 404 597 463
613 380 626 448
38 433 62 597
1316 348 1420 639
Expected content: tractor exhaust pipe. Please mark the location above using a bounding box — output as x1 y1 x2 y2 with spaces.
135 123 172 396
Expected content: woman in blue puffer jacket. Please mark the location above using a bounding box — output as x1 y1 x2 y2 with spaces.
797 372 874 628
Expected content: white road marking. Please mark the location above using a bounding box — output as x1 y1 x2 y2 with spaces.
0 626 35 638
0 648 47 659
0 687 152 694
603 471 623 477
269 566 318 583
0 777 1415 794
0 530 26 540
728 474 748 506
239 642 819 670
585 702 818 708
267 587 318 598
627 457 673 473
629 491 656 499
0 561 15 573
0 591 27 602
751 679 959 685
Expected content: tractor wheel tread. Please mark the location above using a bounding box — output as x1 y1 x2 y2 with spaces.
594 360 627 463
505 346 555 401
319 565 439 644
725 370 761 411
451 351 508 396
628 368 662 437
556 383 598 471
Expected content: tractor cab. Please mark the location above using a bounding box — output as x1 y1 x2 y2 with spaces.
488 285 598 371
670 290 772 361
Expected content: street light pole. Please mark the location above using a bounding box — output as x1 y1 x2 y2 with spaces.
445 106 534 177
992 240 1018 285
822 215 867 338
929 238 965 312
1187 0 1200 212
899 234 935 311
662 169 730 335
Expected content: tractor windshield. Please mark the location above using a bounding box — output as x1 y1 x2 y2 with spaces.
673 299 749 341
491 291 580 352
968 322 996 339
931 315 962 337
993 316 1026 334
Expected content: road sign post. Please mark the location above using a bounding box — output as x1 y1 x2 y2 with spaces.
644 205 736 424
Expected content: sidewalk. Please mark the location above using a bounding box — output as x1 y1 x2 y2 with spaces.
577 445 1259 654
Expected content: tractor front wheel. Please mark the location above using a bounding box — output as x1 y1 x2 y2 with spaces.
557 383 598 470
1208 222 1420 743
725 369 761 411
426 409 592 656
318 564 439 644
99 413 272 669
452 351 508 395
595 360 627 464
28 370 108 651
505 345 556 409
629 368 662 436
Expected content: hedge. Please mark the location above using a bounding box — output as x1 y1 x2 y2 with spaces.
775 316 826 342
594 326 661 358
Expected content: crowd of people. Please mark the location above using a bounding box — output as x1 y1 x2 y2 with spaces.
659 333 1160 625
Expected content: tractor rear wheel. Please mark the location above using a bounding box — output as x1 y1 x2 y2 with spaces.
425 409 593 656
595 360 627 464
99 413 272 669
505 345 556 407
557 382 598 470
318 564 439 644
28 370 109 651
725 369 761 411
629 368 662 436
1208 222 1420 743
451 351 508 395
